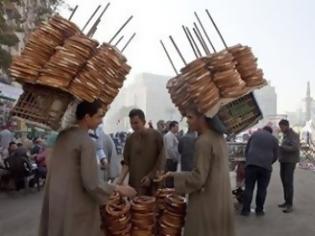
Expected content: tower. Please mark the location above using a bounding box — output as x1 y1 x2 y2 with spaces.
305 81 312 122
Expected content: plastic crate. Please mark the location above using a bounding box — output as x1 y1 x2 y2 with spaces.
217 92 263 136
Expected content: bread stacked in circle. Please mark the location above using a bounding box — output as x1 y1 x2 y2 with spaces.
69 43 131 107
228 44 266 87
38 34 99 88
159 194 187 236
167 58 220 115
9 14 132 109
167 44 266 117
208 50 247 98
156 188 176 217
130 196 156 236
101 193 131 236
181 58 220 114
9 15 80 84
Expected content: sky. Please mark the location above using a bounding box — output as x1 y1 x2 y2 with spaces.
59 0 315 113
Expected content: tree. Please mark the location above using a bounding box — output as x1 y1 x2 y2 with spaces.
0 0 69 82
0 1 20 76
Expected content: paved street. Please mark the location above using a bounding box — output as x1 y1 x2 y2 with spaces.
0 164 315 236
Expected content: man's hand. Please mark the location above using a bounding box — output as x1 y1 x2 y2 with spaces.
100 159 108 170
115 185 137 197
140 176 151 187
160 172 174 181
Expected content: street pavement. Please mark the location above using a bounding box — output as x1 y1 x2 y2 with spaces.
0 164 315 236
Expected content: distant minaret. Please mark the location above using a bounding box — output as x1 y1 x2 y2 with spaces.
305 81 312 122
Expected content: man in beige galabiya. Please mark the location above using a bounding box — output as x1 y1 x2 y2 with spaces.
38 100 136 236
161 107 235 236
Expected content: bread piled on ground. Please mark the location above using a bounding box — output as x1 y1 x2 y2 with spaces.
228 44 266 87
101 193 132 236
155 188 176 218
9 15 80 84
158 194 186 236
130 196 156 236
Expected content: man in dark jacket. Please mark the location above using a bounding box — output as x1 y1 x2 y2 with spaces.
5 147 32 190
278 119 300 213
241 126 279 216
178 129 197 171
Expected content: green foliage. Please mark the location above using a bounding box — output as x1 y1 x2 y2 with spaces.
0 33 19 46
0 47 12 71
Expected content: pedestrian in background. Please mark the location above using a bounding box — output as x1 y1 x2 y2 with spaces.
278 119 300 213
178 128 197 171
164 121 180 187
241 126 279 216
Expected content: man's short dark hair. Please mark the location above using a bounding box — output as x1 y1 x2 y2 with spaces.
279 119 290 127
169 121 178 130
76 100 102 121
9 141 16 147
263 126 273 134
129 109 145 121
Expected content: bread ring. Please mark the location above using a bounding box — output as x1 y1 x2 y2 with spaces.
220 86 248 98
198 96 220 114
180 57 208 74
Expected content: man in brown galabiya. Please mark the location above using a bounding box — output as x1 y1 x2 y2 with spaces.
118 109 164 195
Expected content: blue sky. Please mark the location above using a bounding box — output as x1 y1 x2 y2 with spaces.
61 0 315 113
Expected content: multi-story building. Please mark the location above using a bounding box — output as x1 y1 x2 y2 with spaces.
254 81 278 119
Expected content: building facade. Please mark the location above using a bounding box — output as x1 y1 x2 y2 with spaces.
104 73 181 133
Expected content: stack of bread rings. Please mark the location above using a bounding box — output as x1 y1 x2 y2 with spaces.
38 34 99 88
181 58 220 114
159 194 186 236
8 12 133 130
131 196 156 236
208 50 247 98
166 57 220 115
155 188 176 217
69 43 131 106
228 44 266 87
9 15 80 84
101 194 132 236
166 44 266 117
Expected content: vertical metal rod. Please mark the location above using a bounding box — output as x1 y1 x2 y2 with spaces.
186 27 202 57
121 33 136 53
194 11 216 52
193 27 208 56
169 35 187 65
82 5 101 31
182 25 198 59
87 3 111 36
115 35 124 47
68 5 78 21
88 25 97 38
205 9 228 49
160 40 178 75
194 22 211 55
109 15 134 44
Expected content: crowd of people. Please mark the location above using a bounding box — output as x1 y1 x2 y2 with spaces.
0 99 303 236
0 124 48 191
240 119 300 215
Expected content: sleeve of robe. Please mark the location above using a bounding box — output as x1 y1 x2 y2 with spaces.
173 137 212 194
147 132 165 178
80 138 115 204
123 136 131 166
